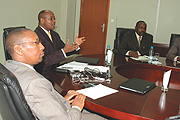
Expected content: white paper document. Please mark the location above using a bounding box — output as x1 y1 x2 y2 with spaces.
130 55 149 61
57 61 108 72
77 84 118 100
163 69 172 89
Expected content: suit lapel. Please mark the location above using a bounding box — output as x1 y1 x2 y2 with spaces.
38 27 53 45
132 32 140 48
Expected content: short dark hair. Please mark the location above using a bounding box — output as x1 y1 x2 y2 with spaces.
6 28 31 55
38 10 52 22
135 20 147 27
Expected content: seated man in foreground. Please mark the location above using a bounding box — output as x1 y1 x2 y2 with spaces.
118 20 153 58
166 38 180 61
4 28 106 120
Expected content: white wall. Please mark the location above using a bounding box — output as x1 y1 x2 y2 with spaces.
0 0 64 64
106 0 180 49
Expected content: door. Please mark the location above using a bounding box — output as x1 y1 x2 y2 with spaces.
79 0 110 55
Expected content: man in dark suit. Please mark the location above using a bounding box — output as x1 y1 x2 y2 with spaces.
166 38 180 61
34 10 85 79
118 21 153 58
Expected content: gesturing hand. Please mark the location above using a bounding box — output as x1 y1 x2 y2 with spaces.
74 34 85 46
63 40 79 53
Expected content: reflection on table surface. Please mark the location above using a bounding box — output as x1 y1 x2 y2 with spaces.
50 54 180 120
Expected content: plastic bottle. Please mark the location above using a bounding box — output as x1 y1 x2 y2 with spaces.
148 46 154 64
105 45 110 65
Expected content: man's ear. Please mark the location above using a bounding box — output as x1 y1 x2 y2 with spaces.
40 18 44 24
14 45 23 56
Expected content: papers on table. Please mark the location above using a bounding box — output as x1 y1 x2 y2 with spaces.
130 55 162 65
130 55 149 61
57 61 109 73
77 84 118 100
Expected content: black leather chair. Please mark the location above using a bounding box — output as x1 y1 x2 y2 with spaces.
0 63 36 120
3 26 26 60
169 33 180 49
113 27 134 54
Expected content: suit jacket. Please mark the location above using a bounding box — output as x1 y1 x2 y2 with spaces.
166 38 180 61
4 60 105 120
34 26 66 79
4 60 81 120
117 30 153 56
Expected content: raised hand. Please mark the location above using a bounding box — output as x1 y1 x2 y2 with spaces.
74 34 85 46
63 39 79 53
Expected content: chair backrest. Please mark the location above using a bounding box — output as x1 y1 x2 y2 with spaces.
0 63 36 120
169 33 180 49
3 26 26 60
113 27 134 54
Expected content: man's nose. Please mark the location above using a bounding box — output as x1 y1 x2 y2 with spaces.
39 43 45 50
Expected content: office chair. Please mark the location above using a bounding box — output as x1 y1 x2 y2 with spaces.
3 26 26 60
169 33 180 49
113 27 134 54
0 63 36 120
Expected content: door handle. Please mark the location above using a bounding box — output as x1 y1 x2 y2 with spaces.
101 23 105 32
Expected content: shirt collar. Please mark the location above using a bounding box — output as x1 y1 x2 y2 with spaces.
17 61 36 71
39 25 50 34
135 32 142 40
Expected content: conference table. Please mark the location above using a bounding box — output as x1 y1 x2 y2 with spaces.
50 54 180 120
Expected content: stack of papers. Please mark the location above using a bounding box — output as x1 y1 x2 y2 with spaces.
130 55 149 61
77 84 118 100
57 61 109 73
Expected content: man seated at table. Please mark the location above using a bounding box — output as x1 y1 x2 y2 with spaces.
34 10 85 80
4 28 106 120
166 37 180 61
118 20 153 58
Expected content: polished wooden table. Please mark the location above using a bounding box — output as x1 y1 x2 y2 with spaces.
50 54 180 120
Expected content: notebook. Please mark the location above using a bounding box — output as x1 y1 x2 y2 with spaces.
118 78 156 94
74 56 99 64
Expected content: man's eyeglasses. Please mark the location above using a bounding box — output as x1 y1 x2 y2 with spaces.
46 17 56 21
17 40 41 45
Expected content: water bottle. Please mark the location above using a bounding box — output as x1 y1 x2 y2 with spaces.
105 45 110 65
148 46 154 64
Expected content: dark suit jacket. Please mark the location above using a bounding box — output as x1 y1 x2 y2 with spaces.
117 30 153 56
166 38 180 61
34 26 66 79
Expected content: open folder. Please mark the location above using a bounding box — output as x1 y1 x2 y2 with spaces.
118 78 156 94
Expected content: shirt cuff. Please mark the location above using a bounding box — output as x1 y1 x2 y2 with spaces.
174 56 179 61
72 106 81 111
137 51 141 56
61 49 67 58
126 51 130 56
126 51 141 56
76 47 80 51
